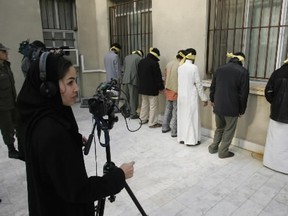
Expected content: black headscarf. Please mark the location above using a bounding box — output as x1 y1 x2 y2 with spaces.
17 53 78 161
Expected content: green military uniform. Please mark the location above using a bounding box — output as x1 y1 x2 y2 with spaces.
0 60 19 158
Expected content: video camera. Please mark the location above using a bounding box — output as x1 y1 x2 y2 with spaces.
19 39 70 77
18 39 70 60
82 79 124 130
88 79 118 117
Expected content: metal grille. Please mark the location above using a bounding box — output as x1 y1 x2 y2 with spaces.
39 0 77 49
109 0 152 61
207 0 288 79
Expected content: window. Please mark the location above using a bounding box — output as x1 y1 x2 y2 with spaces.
208 0 288 79
39 0 77 49
109 0 152 61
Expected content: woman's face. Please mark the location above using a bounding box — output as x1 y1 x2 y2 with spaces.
59 66 79 106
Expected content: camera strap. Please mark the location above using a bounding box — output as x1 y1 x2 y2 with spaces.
96 117 110 148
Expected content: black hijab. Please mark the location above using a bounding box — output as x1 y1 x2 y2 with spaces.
17 53 78 161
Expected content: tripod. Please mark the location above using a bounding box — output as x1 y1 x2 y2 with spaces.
84 116 148 216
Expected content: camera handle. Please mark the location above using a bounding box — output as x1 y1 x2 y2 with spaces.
86 117 148 216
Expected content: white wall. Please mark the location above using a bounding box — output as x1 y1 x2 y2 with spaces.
0 0 43 92
152 0 208 79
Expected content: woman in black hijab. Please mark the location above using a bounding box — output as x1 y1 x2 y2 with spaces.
17 52 135 216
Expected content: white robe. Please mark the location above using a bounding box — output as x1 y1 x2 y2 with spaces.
177 60 207 145
263 119 288 174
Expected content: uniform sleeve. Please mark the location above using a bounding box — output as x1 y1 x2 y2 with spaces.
35 119 126 203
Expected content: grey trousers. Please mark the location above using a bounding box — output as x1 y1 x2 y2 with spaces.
210 114 238 156
162 100 177 136
122 84 139 116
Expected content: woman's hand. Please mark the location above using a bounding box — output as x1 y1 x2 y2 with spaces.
82 136 88 145
120 161 135 179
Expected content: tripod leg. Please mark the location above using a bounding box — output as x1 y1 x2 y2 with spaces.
124 182 148 216
95 198 106 216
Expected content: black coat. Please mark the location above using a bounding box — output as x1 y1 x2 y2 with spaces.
210 59 249 117
25 113 125 216
138 53 164 96
265 63 288 123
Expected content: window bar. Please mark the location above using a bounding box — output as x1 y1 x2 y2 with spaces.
119 3 124 62
145 0 149 50
206 0 212 74
214 1 218 67
44 0 50 29
232 0 238 52
211 0 218 73
241 0 247 51
225 0 231 52
72 0 77 31
247 0 255 76
109 7 114 47
276 0 287 68
63 0 68 30
54 0 60 29
148 0 152 47
135 2 138 50
130 2 134 52
135 2 139 50
254 0 264 78
263 0 274 78
217 0 225 67
140 3 143 51
123 2 127 57
119 3 124 55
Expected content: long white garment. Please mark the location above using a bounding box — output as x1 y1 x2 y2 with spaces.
177 60 207 145
263 119 288 174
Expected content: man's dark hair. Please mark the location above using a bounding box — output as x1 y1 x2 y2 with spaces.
176 50 185 59
111 43 122 50
185 48 197 56
233 52 246 59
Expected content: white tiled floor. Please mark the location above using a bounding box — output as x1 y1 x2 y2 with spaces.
1 103 288 216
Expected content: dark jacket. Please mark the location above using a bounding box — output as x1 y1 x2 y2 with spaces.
0 61 17 111
17 54 126 216
138 53 164 95
210 59 250 117
265 63 288 123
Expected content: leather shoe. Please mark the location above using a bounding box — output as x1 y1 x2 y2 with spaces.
149 123 162 128
162 128 171 133
141 120 148 124
208 145 218 154
8 149 19 159
130 114 139 119
219 151 234 159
